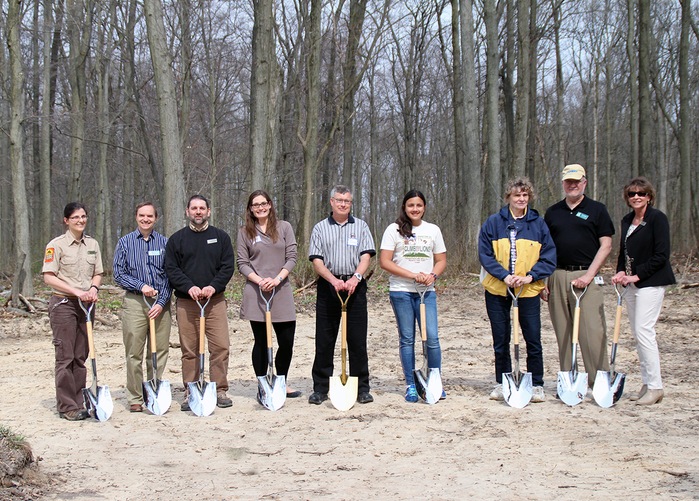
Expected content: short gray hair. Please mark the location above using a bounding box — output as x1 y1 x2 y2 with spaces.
330 184 352 198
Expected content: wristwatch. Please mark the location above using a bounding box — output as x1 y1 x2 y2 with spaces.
353 273 363 282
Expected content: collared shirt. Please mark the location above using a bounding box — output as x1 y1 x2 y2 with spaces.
309 214 375 275
113 229 172 308
42 230 104 294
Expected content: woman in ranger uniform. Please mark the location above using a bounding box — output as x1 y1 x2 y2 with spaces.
478 178 556 403
42 202 104 421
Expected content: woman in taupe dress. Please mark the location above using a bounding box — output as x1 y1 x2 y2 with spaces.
237 190 300 398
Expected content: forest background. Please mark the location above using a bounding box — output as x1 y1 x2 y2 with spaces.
1 0 698 299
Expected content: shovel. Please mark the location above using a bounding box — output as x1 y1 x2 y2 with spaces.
502 287 533 408
592 284 627 408
329 290 358 411
557 284 589 406
142 294 172 415
187 298 217 417
79 299 114 421
257 287 286 411
413 284 442 404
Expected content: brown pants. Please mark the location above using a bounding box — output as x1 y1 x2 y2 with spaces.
176 294 230 392
49 296 89 413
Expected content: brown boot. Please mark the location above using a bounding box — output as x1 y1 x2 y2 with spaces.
629 384 647 401
636 388 663 405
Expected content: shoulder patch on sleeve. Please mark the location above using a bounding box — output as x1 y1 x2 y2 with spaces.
44 248 55 263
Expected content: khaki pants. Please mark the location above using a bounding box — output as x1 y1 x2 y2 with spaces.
176 294 230 392
548 269 609 382
122 293 172 405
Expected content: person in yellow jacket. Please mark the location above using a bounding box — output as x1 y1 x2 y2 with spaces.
478 178 556 402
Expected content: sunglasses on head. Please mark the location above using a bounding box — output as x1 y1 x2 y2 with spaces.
627 191 647 198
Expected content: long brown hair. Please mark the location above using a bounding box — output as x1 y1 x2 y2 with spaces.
244 190 279 242
395 189 426 238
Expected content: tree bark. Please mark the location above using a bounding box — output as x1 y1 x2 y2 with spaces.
484 0 502 213
143 0 187 234
7 0 34 299
638 0 653 175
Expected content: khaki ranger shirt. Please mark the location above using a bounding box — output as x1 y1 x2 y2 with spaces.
42 231 104 296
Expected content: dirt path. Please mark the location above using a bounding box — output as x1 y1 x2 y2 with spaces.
1 278 697 500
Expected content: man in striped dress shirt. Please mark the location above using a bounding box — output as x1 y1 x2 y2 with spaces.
113 202 172 412
308 185 376 405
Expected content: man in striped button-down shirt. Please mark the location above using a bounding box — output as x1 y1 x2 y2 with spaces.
308 185 376 405
113 202 172 412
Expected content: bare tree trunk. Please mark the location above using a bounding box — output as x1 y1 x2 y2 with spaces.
7 0 34 299
95 0 115 265
513 0 530 176
179 0 192 150
627 0 639 176
484 0 502 213
450 0 466 225
638 0 652 175
250 0 281 191
341 0 369 196
553 0 565 175
39 0 56 247
298 0 322 247
66 0 93 202
678 0 695 251
143 0 187 234
503 0 516 177
459 0 482 262
525 0 538 182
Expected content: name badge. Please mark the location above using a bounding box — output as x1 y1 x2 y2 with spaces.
575 211 589 220
255 236 262 243
347 237 358 246
148 250 162 256
207 238 218 244
594 276 604 285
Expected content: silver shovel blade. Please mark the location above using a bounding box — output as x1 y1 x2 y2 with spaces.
187 380 217 417
329 375 358 411
414 367 442 404
83 385 114 422
143 379 172 416
257 374 286 411
592 370 626 408
502 371 533 408
557 370 588 406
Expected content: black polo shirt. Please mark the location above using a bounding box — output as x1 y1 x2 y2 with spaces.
544 196 615 268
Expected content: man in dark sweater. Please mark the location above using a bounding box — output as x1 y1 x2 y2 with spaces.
165 195 235 410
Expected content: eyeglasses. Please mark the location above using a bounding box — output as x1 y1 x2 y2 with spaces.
251 202 269 209
627 191 647 198
68 215 87 221
332 198 353 206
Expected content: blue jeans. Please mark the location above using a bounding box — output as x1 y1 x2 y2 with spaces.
484 291 544 386
389 291 441 386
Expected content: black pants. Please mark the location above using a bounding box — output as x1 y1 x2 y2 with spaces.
312 278 370 393
250 320 296 377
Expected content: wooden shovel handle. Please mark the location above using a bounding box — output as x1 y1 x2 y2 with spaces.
86 318 96 360
199 316 206 354
613 304 623 344
512 305 520 345
266 310 273 348
149 317 157 355
572 306 581 344
420 303 427 343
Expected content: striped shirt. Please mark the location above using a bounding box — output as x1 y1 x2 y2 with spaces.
113 229 172 308
309 214 375 275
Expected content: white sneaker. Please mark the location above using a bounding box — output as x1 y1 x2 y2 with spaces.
531 386 545 403
489 384 504 401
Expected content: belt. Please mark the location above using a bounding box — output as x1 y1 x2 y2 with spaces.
333 274 353 281
557 265 589 271
126 290 143 295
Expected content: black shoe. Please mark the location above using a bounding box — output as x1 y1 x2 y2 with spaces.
358 392 374 404
308 392 328 405
286 390 302 398
181 400 191 412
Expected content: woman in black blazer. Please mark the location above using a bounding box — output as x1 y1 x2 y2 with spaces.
612 177 675 405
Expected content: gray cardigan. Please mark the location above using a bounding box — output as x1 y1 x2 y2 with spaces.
236 220 297 322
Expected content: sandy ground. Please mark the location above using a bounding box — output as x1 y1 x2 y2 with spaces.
1 273 698 500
